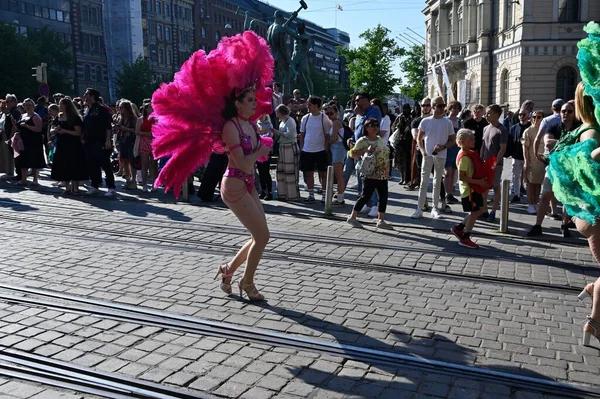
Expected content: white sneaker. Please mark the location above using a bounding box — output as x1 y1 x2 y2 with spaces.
368 207 378 218
104 188 117 197
527 204 537 215
410 209 423 219
360 205 370 214
86 187 100 195
431 208 442 219
143 186 149 193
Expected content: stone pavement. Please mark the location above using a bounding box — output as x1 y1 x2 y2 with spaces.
0 167 597 398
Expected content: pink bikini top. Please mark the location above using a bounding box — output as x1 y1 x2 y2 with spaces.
229 118 260 155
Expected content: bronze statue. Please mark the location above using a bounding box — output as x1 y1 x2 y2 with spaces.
267 10 298 92
287 22 314 96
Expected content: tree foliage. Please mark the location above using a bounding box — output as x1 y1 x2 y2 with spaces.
0 23 72 100
337 25 403 99
310 65 351 106
115 56 157 105
399 44 426 101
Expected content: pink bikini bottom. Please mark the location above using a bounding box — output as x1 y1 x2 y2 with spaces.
223 168 254 193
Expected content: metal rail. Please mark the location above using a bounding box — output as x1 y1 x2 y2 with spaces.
0 284 597 399
0 347 210 399
0 214 586 295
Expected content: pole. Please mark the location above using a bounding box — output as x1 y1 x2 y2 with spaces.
499 179 510 233
182 177 190 202
324 165 334 216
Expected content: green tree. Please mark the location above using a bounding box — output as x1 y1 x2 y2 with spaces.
399 44 426 101
0 23 72 100
115 56 157 105
337 25 403 99
310 65 351 106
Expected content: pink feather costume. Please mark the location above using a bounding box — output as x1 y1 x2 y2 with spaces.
151 31 274 197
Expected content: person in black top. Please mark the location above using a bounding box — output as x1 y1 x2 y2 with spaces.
51 98 88 193
407 98 432 190
82 88 116 196
391 104 413 185
463 104 488 152
13 98 46 186
4 94 23 180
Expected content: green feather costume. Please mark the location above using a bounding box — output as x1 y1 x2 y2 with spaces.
547 22 600 225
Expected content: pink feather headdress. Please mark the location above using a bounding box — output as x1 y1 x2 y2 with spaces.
151 30 274 196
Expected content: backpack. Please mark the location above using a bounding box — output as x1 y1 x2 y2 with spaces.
456 150 497 194
338 124 354 151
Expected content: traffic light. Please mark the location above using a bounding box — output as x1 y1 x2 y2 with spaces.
32 66 43 82
31 63 47 83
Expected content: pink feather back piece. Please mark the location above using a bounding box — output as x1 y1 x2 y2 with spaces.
151 30 274 197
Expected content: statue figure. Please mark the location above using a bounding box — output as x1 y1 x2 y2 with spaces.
267 10 299 92
287 22 314 96
237 9 260 33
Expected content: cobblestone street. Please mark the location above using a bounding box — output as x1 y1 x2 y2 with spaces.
0 170 598 399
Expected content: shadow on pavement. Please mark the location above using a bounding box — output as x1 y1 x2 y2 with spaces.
255 304 582 397
0 197 38 212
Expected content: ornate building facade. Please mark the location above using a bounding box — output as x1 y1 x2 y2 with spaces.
423 0 600 110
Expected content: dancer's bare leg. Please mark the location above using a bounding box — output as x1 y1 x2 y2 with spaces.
221 178 269 286
575 218 600 321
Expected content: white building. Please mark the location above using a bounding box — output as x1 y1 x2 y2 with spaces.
423 0 600 111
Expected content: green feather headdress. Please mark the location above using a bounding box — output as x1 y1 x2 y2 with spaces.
578 22 600 123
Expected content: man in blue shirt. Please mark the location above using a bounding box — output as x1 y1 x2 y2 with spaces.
343 92 381 194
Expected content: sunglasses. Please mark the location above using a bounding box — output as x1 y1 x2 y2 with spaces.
561 109 574 114
519 113 528 116
325 111 336 116
534 115 543 119
421 104 431 107
366 123 378 128
435 104 446 108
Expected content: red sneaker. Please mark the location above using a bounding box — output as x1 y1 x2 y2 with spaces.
451 226 464 240
458 237 479 249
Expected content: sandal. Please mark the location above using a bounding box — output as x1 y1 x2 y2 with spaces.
214 264 234 295
583 316 600 347
238 280 264 301
578 283 594 301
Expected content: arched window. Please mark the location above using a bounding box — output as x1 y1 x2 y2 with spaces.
215 31 220 42
83 65 91 81
556 66 577 100
501 69 509 104
201 27 206 39
96 66 102 82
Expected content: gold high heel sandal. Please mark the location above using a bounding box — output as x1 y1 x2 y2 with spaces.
583 316 600 346
238 280 264 301
214 264 233 295
578 283 595 301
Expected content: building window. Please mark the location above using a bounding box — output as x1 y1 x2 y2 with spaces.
90 7 98 24
501 69 509 104
157 24 163 39
556 66 577 100
167 50 172 65
96 66 102 82
558 0 579 22
84 65 91 81
156 1 161 15
215 31 220 42
165 26 171 41
159 48 164 64
505 0 513 29
164 4 170 17
201 27 206 39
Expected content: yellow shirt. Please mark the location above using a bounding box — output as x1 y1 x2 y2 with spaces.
457 150 474 198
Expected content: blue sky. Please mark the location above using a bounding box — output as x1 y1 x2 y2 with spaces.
266 0 427 85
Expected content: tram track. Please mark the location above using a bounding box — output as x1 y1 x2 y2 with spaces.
0 347 210 399
0 283 597 398
0 211 588 296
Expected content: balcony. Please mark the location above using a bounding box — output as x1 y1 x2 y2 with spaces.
428 44 467 66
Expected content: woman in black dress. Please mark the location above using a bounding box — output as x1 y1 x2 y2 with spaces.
12 98 45 186
50 98 88 194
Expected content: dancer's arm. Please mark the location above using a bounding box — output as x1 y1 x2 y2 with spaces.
222 120 269 170
580 128 600 161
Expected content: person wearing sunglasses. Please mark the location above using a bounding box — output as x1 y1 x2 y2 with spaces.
528 101 580 238
324 103 347 205
507 109 531 203
406 98 433 192
521 110 546 214
346 118 392 229
411 97 455 220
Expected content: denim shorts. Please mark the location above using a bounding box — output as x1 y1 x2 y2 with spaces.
445 145 460 169
330 141 347 164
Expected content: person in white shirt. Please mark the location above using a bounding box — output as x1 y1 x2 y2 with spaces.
299 96 332 203
411 96 456 219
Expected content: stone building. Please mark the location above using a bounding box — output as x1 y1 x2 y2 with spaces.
142 0 195 83
423 0 600 111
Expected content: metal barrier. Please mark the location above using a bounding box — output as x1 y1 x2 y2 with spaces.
324 165 334 216
499 179 510 233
